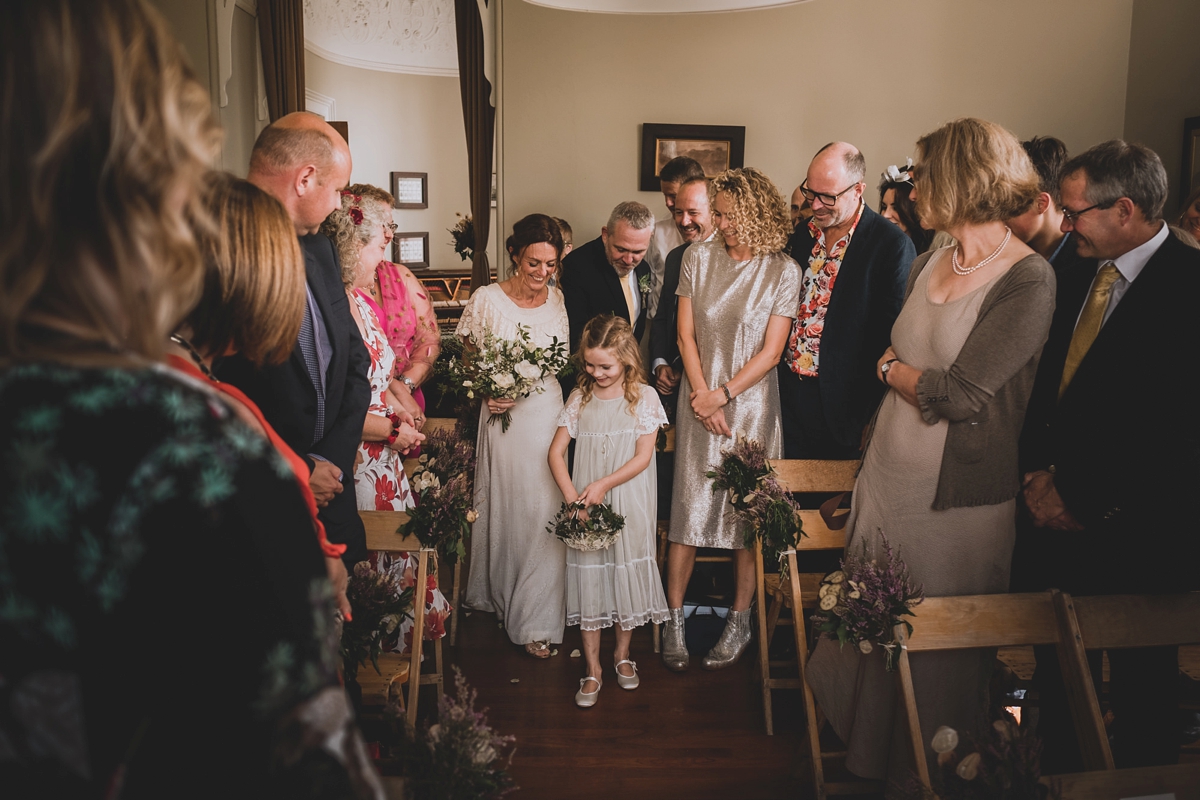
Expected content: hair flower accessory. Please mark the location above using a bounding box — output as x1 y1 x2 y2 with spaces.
348 207 364 225
883 157 915 185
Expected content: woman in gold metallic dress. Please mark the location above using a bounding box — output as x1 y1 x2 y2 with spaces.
662 167 802 672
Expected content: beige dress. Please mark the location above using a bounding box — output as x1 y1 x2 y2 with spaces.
668 242 802 548
806 251 1016 790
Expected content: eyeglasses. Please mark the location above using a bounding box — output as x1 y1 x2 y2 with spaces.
1061 202 1110 223
799 180 860 207
384 222 398 234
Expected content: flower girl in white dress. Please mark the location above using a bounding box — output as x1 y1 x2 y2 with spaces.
548 315 669 708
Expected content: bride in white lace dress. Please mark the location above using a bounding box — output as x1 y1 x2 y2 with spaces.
455 215 570 657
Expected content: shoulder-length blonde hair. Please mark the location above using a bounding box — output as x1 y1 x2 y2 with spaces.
0 0 221 366
575 315 645 414
321 183 395 287
709 168 792 255
914 118 1040 230
184 173 304 366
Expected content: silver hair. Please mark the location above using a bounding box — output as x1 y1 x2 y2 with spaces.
1063 139 1168 221
606 201 655 233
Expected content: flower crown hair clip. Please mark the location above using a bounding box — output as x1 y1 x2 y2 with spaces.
341 190 364 225
882 157 915 186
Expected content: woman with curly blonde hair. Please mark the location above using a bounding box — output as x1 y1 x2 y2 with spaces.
660 167 802 673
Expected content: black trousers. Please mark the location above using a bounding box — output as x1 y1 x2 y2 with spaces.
1033 642 1180 773
776 364 861 460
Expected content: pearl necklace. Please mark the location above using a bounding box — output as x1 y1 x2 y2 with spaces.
951 226 1012 276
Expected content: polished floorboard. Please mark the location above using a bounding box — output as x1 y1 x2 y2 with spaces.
445 609 814 800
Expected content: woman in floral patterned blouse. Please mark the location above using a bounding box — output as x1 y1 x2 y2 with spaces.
0 1 382 795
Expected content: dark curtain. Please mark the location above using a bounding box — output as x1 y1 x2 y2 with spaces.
455 0 495 288
258 0 306 121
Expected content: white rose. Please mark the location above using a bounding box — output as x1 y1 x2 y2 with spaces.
515 360 542 380
493 373 515 390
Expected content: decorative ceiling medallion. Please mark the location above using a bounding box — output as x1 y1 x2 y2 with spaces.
304 0 458 76
521 0 811 14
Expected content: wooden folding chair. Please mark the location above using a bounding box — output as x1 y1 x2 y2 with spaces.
893 590 1110 792
403 416 466 646
1064 591 1200 771
360 510 446 726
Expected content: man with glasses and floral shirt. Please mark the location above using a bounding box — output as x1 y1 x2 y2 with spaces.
777 142 916 458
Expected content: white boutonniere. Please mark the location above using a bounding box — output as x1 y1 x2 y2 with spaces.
638 273 651 296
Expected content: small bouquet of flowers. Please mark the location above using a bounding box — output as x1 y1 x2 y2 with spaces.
402 429 478 563
449 213 475 262
902 720 1059 799
706 435 805 568
341 561 415 682
453 325 569 432
810 531 924 671
547 501 625 551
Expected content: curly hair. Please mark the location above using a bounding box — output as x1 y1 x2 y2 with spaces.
574 315 645 415
1 0 221 365
321 184 395 287
709 168 792 255
915 118 1040 230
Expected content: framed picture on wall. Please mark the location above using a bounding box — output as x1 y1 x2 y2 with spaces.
1182 116 1200 202
390 172 428 209
639 123 746 192
392 232 430 269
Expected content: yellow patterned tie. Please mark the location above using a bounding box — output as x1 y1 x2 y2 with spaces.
619 271 636 322
1058 262 1121 399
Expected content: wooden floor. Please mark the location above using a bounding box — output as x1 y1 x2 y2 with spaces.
443 609 819 800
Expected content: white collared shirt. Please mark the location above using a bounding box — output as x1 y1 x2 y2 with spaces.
1077 221 1168 329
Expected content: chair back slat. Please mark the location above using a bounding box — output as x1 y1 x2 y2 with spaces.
361 509 424 552
905 593 1062 651
794 511 847 550
771 459 859 493
1071 592 1200 650
422 417 457 435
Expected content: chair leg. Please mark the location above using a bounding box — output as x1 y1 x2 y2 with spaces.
755 540 774 736
449 554 463 646
407 549 430 728
432 635 444 698
791 551 827 800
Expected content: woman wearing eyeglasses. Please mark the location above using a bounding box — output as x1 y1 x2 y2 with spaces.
806 118 1054 786
345 184 440 433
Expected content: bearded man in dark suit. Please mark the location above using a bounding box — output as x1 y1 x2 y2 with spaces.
1015 140 1200 772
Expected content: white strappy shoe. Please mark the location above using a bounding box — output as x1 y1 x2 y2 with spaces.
614 659 639 691
575 676 602 707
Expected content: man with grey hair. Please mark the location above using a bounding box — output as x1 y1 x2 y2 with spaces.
1015 139 1200 772
778 141 914 458
561 200 655 351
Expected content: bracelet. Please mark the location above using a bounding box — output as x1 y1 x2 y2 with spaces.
721 383 732 403
398 375 417 393
385 407 401 444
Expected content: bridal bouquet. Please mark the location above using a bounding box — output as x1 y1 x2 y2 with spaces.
706 435 805 568
454 325 569 432
402 429 477 563
810 531 924 671
547 501 625 551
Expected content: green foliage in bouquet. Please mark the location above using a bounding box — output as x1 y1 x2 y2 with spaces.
706 435 805 566
341 562 414 681
547 501 625 552
402 429 477 563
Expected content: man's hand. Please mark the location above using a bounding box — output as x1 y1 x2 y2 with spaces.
309 460 344 507
1022 470 1083 531
655 364 681 394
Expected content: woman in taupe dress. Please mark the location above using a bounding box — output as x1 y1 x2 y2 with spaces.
806 118 1055 793
662 168 802 672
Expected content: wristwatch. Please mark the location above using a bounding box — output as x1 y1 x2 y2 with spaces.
398 375 417 393
880 358 899 385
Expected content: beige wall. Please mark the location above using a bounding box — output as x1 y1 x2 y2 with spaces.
498 0 1134 244
1124 0 1200 216
306 53 484 271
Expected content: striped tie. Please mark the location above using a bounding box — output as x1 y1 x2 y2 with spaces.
299 300 326 446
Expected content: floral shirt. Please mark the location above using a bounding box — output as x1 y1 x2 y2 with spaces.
784 202 865 376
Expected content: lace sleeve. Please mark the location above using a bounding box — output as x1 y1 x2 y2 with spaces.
454 289 488 343
555 389 584 438
635 385 669 435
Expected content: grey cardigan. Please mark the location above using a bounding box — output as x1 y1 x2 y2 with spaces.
864 249 1055 509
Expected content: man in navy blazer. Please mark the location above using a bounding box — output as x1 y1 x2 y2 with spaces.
778 142 915 458
560 201 654 352
217 113 372 568
1016 141 1200 772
